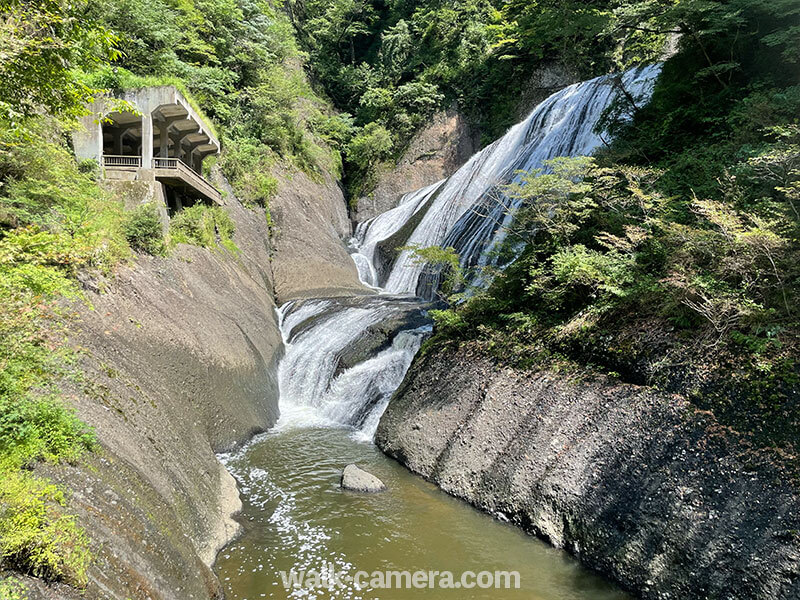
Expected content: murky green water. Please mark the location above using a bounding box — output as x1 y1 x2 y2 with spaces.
216 427 629 600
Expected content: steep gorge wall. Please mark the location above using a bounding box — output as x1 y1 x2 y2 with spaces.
270 168 369 302
377 344 800 600
18 107 387 597
23 188 284 599
353 107 479 223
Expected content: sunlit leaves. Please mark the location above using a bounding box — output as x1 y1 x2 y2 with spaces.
0 0 119 124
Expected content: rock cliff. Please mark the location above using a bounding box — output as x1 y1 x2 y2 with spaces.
377 344 800 600
353 107 479 223
21 192 282 600
270 168 369 302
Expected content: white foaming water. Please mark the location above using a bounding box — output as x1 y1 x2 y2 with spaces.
274 298 430 437
349 181 444 288
217 453 360 600
349 64 662 296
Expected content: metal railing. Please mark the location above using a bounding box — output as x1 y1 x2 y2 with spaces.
152 157 221 203
101 155 220 203
103 155 141 168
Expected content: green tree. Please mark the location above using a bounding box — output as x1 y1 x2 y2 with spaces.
347 122 393 174
380 19 414 82
0 0 118 124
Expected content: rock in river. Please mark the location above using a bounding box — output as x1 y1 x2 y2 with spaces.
341 464 387 493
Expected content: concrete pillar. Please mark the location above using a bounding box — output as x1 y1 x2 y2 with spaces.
141 114 153 168
183 139 207 171
172 125 200 162
113 129 123 155
167 132 181 159
158 120 170 158
73 114 105 164
156 114 186 158
95 122 104 163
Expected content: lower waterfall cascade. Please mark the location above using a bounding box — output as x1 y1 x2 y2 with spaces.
216 64 662 599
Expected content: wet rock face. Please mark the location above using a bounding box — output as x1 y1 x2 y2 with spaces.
354 107 479 223
269 167 370 303
341 464 387 493
331 298 432 377
511 62 577 124
377 344 800 600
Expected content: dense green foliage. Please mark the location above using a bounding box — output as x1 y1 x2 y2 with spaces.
0 576 27 599
440 155 798 343
122 204 166 255
286 0 670 195
0 472 91 586
0 0 119 126
170 204 237 252
0 119 121 585
604 0 800 197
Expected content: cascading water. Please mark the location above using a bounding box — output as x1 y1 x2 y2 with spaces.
352 64 662 298
274 296 431 439
216 65 661 600
349 181 444 288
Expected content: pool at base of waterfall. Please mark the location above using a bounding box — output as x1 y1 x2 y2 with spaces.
216 426 629 600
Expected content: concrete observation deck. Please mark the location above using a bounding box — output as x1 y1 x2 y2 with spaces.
74 86 222 207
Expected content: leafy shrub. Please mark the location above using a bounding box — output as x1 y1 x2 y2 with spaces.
122 204 165 256
428 309 468 339
0 0 118 124
170 205 236 250
217 138 282 223
218 138 275 207
0 396 95 470
400 244 464 300
254 175 279 208
76 159 101 180
346 123 394 197
0 120 128 270
0 471 91 586
347 123 394 172
0 120 121 587
0 577 27 600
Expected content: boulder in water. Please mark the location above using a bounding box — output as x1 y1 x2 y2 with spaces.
341 464 386 493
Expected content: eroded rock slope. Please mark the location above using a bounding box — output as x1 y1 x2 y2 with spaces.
377 344 800 600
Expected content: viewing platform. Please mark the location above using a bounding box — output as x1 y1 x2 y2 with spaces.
74 86 222 210
100 155 222 205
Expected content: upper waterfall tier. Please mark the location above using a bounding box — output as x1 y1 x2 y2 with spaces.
352 64 662 298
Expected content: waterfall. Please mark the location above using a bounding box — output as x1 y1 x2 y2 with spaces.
275 64 661 438
273 296 431 439
349 181 444 288
354 64 662 297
